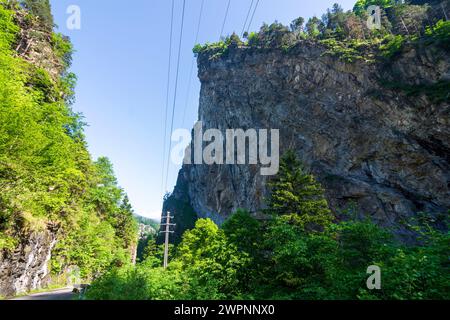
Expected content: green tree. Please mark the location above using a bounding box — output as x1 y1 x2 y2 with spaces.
116 195 138 249
290 17 305 34
222 209 261 254
0 2 138 286
425 19 450 49
85 262 188 300
257 22 294 48
88 157 123 217
21 0 54 31
305 16 323 38
390 3 430 35
265 150 333 231
222 210 264 294
322 3 348 39
228 32 243 47
353 0 394 15
177 219 249 299
261 217 340 299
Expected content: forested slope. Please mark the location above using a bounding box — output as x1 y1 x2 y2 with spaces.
0 1 137 297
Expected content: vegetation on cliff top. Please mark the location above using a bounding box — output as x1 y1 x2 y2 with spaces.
0 1 138 280
193 1 449 103
194 1 449 57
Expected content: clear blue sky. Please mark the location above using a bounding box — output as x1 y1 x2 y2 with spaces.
50 0 356 219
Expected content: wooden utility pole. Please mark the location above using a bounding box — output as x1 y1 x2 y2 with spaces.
160 211 175 269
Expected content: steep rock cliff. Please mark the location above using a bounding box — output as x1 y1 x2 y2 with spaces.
0 225 57 297
166 40 449 239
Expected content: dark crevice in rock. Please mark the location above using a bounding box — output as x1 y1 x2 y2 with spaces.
413 135 450 165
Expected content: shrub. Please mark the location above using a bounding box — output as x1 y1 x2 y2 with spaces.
246 31 259 46
321 38 370 63
85 262 188 300
192 40 229 59
177 219 249 299
379 34 405 58
425 19 450 48
87 213 449 300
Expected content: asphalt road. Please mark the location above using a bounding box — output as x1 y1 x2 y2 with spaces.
11 288 75 301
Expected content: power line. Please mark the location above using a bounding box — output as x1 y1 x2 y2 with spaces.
246 0 260 34
182 0 205 126
241 0 254 36
220 0 231 40
164 0 187 192
161 0 175 196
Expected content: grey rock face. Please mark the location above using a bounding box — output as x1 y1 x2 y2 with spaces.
167 41 449 238
0 227 57 297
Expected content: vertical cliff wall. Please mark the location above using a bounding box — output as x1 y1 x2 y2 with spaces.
165 40 449 239
0 226 57 297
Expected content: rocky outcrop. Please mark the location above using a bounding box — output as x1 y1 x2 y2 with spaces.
14 10 65 80
0 226 57 297
166 40 449 240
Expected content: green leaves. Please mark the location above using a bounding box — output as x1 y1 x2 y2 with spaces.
425 19 450 49
177 219 249 299
379 34 405 58
87 218 250 300
0 4 18 50
51 33 73 68
86 263 189 300
0 3 137 277
87 212 449 300
353 0 394 15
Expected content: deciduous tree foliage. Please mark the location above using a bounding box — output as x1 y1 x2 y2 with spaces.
88 152 449 300
177 219 249 299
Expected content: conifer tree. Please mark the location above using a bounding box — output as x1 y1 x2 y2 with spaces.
265 150 333 231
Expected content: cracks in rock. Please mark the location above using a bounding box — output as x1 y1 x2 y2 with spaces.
412 135 450 166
